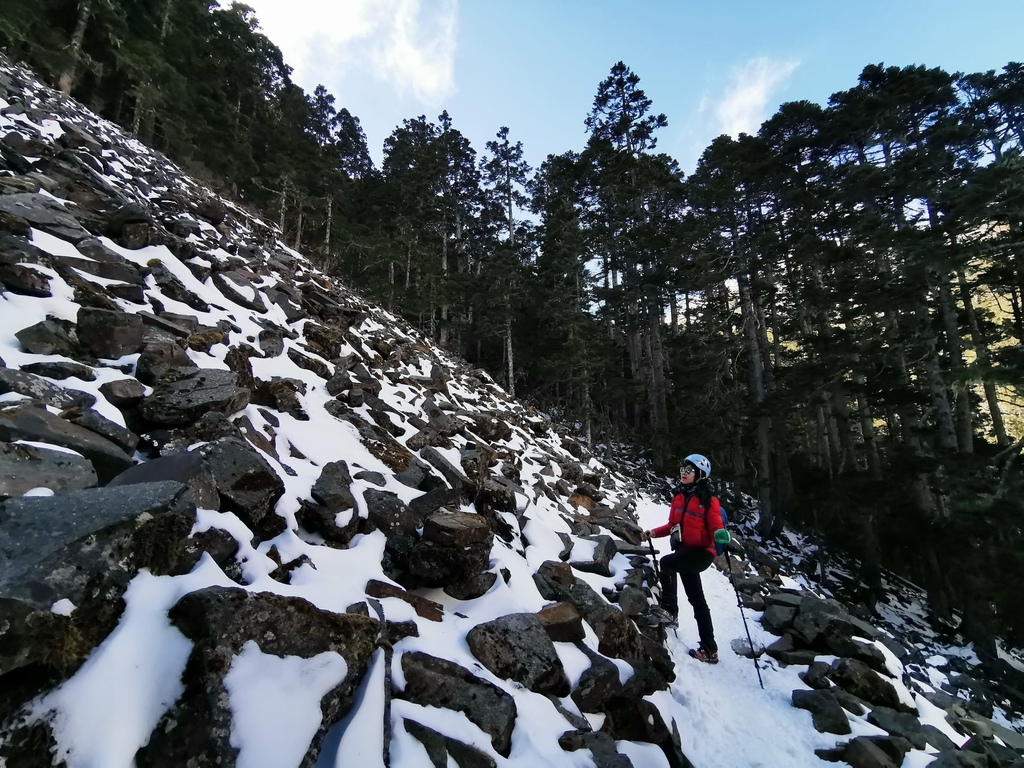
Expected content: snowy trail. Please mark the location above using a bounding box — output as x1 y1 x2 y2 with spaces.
635 495 840 767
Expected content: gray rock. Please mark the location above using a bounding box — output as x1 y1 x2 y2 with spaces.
0 193 89 241
467 612 570 696
443 571 497 600
824 631 888 671
419 445 471 491
61 406 138 455
0 440 97 497
600 696 681 766
867 706 929 750
403 719 497 768
98 378 146 407
199 437 284 537
135 340 196 385
408 486 466 517
140 367 250 426
21 360 95 381
310 460 356 512
0 368 95 409
570 534 617 577
761 604 798 635
842 736 910 768
830 657 909 712
0 262 51 296
76 307 144 359
353 469 386 486
571 643 624 712
422 510 492 548
136 587 380 768
0 480 197 609
792 689 852 735
399 651 517 758
212 270 267 312
15 319 74 355
362 488 419 535
617 585 649 617
407 538 491 587
107 451 219 511
0 403 133 483
558 731 634 768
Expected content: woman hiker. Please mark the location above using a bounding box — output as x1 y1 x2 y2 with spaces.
642 453 726 664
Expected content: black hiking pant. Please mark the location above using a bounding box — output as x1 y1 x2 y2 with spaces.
659 547 716 652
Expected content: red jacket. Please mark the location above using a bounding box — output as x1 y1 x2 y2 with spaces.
651 487 724 556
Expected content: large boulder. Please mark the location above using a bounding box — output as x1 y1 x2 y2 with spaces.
792 689 852 735
0 480 200 609
135 340 196 385
107 450 219 510
136 587 380 768
399 651 517 758
829 658 910 712
0 403 134 483
466 613 570 696
14 319 75 356
0 440 97 497
140 367 251 426
571 643 624 712
76 307 145 359
407 511 493 588
198 437 285 537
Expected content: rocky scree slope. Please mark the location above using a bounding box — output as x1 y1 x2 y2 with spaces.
1 51 1023 768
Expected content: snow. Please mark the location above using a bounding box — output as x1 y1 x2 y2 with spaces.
2 71 1022 768
225 642 349 768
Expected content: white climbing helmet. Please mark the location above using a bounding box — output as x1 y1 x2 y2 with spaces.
682 453 711 480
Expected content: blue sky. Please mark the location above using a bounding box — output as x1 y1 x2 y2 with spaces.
236 0 1024 174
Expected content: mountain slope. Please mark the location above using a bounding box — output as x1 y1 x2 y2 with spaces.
1 51 1022 768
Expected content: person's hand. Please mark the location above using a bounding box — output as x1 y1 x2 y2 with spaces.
641 530 651 541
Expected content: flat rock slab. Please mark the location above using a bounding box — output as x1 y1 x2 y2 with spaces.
0 440 97 497
0 480 195 607
400 651 517 758
0 368 95 410
140 367 251 426
0 403 133 483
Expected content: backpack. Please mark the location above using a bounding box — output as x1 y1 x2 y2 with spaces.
714 506 730 556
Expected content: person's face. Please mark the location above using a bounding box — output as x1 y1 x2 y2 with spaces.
680 465 697 485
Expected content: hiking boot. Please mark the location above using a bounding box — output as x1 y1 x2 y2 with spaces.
648 606 678 628
690 646 719 664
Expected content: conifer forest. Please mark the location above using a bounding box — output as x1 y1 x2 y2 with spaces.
3 1 1024 642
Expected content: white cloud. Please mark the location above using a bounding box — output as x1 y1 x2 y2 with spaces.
712 56 800 137
373 0 458 104
234 0 458 106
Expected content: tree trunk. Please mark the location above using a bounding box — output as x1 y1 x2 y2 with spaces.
937 278 973 452
739 273 774 535
439 235 449 347
915 299 958 452
324 196 332 257
58 0 92 94
160 0 174 42
504 294 515 397
957 269 1009 446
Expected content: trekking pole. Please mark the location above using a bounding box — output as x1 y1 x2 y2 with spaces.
647 536 662 587
646 536 678 637
717 532 765 690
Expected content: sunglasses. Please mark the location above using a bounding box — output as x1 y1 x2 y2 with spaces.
680 466 696 476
